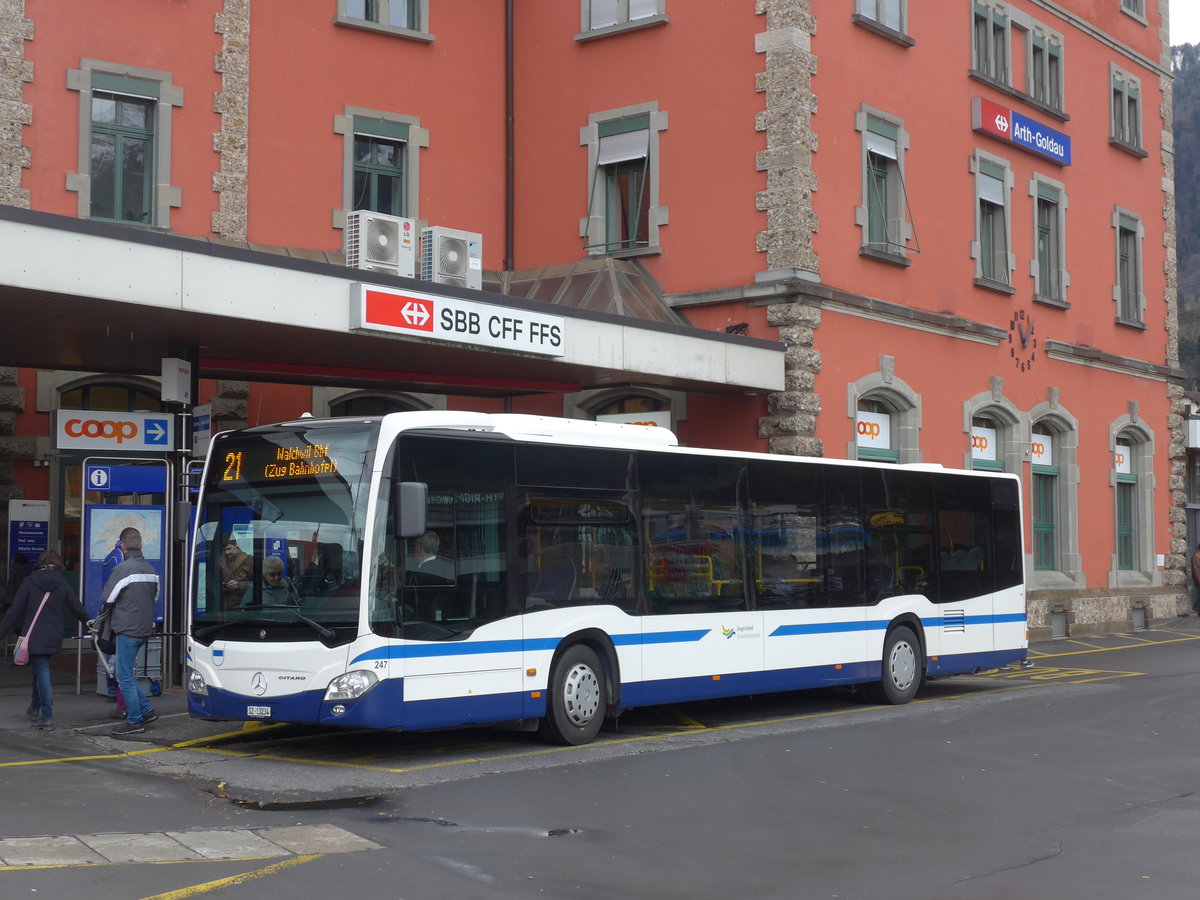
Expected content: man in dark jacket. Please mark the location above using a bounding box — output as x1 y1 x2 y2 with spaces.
0 549 88 728
98 527 159 736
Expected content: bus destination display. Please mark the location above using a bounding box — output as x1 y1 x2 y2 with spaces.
221 443 339 483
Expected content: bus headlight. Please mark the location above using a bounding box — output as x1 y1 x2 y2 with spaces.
324 669 378 701
187 667 209 696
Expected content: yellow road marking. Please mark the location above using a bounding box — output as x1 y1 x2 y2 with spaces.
138 853 323 900
1031 633 1200 660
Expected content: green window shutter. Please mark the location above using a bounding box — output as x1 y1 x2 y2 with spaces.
598 114 651 138
354 117 410 142
92 72 160 99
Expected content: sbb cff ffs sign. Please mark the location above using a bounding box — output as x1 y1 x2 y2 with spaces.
350 284 566 357
55 410 175 451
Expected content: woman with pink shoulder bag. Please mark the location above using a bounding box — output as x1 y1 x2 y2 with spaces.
0 549 89 730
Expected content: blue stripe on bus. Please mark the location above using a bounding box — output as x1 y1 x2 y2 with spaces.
188 645 1026 731
769 612 1027 638
348 628 710 666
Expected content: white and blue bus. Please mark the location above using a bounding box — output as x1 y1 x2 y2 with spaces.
186 412 1027 744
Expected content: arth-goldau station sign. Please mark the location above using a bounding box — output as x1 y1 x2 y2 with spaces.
972 97 1072 167
350 283 566 357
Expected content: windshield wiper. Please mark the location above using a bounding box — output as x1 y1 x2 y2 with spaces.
238 604 336 639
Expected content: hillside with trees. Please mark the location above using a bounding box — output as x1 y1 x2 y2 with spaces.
1175 43 1200 385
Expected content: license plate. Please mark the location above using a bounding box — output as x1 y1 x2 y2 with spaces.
246 705 272 719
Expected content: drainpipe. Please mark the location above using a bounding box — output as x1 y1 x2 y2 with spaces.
505 0 515 272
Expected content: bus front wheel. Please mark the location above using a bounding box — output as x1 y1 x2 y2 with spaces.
866 625 922 705
539 644 607 745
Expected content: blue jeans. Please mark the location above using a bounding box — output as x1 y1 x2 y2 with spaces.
28 654 52 723
115 634 155 724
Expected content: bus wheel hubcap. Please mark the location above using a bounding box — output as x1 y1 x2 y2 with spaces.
563 663 600 726
890 641 916 690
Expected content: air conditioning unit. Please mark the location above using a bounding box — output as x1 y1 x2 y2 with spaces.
345 211 417 278
421 227 483 290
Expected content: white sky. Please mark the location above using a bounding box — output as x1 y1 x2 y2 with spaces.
1172 0 1200 45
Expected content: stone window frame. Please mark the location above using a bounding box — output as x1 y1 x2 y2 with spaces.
334 0 434 42
1119 0 1146 27
963 384 1022 472
1029 172 1069 307
1109 63 1146 157
563 386 685 430
66 60 182 229
1113 206 1146 327
332 107 429 230
1025 22 1065 115
852 0 913 47
1108 411 1156 587
310 387 442 417
575 0 668 42
579 102 668 258
855 105 915 266
846 360 921 464
971 0 1012 88
1027 401 1083 589
970 150 1015 292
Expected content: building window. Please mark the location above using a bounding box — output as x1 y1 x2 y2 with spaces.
334 109 428 230
1109 417 1154 584
856 399 899 463
856 109 916 263
336 0 432 39
1110 66 1143 153
580 0 665 36
353 133 406 216
1120 0 1145 20
854 0 908 38
1032 177 1067 304
972 2 1010 86
67 64 182 228
60 383 161 413
1114 209 1144 325
972 155 1012 289
89 92 154 224
1030 427 1057 571
581 105 666 256
970 415 1004 471
1028 30 1063 112
1115 440 1136 571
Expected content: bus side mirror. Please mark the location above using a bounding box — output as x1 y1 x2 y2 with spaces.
395 481 428 539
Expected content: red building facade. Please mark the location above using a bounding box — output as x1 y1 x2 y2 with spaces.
0 0 1182 636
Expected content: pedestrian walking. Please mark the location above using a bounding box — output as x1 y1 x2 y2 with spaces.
96 527 160 737
0 549 88 729
1191 542 1200 615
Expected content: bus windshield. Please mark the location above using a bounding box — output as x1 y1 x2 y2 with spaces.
190 420 379 644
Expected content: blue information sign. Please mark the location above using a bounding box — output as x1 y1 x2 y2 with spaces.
1009 112 1071 166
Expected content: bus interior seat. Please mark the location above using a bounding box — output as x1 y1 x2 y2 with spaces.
531 549 577 606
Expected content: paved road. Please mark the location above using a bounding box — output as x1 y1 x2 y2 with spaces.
2 618 1199 898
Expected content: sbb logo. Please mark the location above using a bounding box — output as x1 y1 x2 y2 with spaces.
971 435 989 451
856 421 882 438
65 418 138 444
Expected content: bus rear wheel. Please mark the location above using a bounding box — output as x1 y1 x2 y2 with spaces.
865 625 922 705
538 644 606 745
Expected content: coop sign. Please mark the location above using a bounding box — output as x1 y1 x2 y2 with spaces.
350 284 565 357
972 97 1072 166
